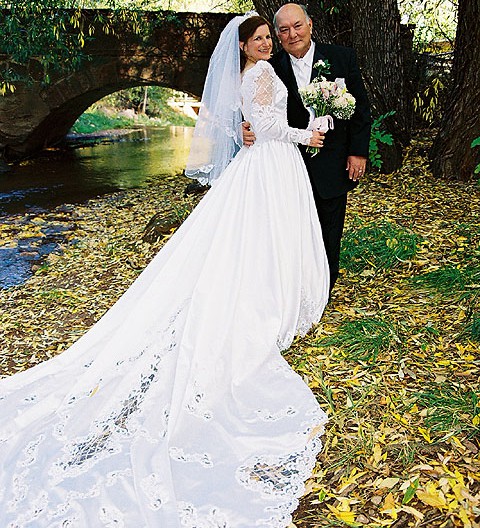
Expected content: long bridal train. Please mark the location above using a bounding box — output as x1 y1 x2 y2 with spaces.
0 61 329 528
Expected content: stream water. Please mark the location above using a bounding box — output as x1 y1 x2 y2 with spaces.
0 126 193 289
0 127 193 215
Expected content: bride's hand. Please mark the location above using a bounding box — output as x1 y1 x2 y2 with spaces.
309 131 325 148
242 122 256 147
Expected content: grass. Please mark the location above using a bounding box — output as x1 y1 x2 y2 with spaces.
71 106 194 135
464 311 480 341
415 383 480 439
316 317 400 364
70 111 133 134
340 220 421 272
411 265 480 296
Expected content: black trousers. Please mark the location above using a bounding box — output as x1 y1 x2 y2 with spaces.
310 186 348 291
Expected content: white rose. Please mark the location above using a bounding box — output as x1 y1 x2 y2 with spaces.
335 95 348 108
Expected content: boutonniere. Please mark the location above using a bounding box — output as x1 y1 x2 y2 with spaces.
313 59 331 78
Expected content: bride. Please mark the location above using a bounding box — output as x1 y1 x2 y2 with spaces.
0 12 329 528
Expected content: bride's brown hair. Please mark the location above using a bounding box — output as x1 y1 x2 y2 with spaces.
238 15 273 71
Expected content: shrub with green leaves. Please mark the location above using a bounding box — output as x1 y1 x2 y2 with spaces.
369 111 395 169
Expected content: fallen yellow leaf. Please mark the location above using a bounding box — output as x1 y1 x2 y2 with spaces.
416 483 447 509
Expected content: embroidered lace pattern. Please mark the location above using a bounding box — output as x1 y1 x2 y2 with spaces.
3 303 188 526
178 502 231 528
141 473 170 510
235 407 327 527
169 446 214 467
99 506 125 527
256 406 297 421
241 61 312 147
185 380 213 421
276 291 327 351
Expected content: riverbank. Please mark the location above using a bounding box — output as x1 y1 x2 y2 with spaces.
0 139 479 526
0 173 199 363
70 105 195 135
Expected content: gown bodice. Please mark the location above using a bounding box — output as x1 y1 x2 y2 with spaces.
240 61 312 147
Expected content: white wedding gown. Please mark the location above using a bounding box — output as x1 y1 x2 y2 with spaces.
0 61 329 528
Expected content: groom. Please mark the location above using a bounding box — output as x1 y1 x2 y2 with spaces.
244 3 371 290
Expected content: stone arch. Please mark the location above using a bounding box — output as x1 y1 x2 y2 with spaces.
0 10 234 161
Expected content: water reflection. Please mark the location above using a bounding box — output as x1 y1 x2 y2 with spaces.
0 126 194 216
0 126 193 289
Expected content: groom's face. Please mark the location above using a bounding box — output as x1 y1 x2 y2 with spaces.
275 4 313 59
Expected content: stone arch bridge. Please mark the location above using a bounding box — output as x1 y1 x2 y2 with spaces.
0 10 235 161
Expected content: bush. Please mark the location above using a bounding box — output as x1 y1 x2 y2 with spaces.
369 111 395 169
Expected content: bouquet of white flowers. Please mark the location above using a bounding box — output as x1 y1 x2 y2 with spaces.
298 60 356 155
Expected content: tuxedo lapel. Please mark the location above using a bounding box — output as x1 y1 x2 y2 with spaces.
274 50 304 106
310 43 327 82
276 43 327 102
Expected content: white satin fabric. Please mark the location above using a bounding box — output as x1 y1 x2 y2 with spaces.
0 61 329 527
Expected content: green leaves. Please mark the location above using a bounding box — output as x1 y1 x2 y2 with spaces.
471 136 480 175
313 58 332 77
369 111 395 169
402 478 419 505
398 0 457 51
0 3 92 92
0 1 147 93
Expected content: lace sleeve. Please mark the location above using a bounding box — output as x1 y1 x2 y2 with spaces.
248 62 312 146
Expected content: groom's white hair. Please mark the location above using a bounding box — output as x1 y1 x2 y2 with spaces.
273 3 312 31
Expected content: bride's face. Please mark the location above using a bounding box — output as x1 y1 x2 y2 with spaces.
241 24 273 63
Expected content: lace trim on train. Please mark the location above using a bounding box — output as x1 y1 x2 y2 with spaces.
277 292 327 351
48 303 187 484
235 407 327 528
3 290 327 527
5 303 188 526
178 501 231 528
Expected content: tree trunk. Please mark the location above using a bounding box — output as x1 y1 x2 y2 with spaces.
430 0 480 181
349 0 412 172
142 86 148 115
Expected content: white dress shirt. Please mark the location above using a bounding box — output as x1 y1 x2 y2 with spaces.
289 41 316 89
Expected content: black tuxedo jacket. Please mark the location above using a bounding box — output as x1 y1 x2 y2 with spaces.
270 42 371 199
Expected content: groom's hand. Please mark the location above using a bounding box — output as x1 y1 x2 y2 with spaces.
309 131 325 148
346 155 367 181
242 122 256 147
